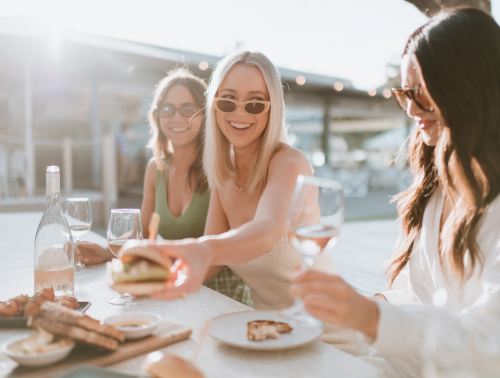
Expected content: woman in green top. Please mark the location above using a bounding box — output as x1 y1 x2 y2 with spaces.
75 68 250 306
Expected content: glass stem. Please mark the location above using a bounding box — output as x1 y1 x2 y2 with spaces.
75 236 81 266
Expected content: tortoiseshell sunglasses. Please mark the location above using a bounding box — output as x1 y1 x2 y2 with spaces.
213 98 270 115
391 84 434 112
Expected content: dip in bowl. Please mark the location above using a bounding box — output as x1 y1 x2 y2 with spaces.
103 313 161 340
2 329 75 367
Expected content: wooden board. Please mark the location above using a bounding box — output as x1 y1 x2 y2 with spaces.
1 322 191 378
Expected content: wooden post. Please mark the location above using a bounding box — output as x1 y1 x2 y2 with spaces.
24 63 35 197
322 97 332 166
102 133 117 226
90 82 102 188
62 138 73 194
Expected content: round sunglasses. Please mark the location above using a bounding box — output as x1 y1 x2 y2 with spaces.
391 84 434 112
156 103 200 118
213 98 270 115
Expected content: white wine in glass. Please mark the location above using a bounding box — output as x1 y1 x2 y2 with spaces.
108 240 129 256
65 198 92 270
280 175 344 326
107 209 143 305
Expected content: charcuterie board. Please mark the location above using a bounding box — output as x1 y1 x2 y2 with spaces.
1 321 191 378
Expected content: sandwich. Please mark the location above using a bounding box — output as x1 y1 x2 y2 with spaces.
107 240 172 296
28 301 125 351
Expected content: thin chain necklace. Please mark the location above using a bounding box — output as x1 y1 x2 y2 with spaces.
234 179 245 192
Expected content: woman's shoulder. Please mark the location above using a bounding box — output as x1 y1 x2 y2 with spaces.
269 144 311 171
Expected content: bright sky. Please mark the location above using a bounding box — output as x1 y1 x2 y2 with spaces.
2 0 500 90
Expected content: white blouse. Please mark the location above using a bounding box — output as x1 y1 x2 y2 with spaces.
371 189 500 377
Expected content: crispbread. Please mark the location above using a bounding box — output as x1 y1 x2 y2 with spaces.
39 301 125 342
247 320 293 341
28 316 119 351
274 322 293 333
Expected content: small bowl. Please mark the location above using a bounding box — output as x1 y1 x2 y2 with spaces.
103 313 162 340
2 337 75 367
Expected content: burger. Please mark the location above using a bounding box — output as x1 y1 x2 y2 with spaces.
107 240 172 296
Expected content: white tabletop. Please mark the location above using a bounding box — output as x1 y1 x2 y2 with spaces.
0 212 383 378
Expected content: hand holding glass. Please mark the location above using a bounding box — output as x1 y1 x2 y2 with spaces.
281 175 344 326
65 198 92 270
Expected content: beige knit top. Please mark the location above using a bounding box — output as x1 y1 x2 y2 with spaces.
228 234 369 357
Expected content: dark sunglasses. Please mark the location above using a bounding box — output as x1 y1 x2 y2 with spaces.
213 98 270 115
391 84 434 112
156 103 201 118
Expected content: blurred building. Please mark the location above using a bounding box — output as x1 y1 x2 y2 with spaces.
0 15 406 223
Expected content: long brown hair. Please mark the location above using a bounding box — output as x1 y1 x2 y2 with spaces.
147 67 208 193
388 8 500 285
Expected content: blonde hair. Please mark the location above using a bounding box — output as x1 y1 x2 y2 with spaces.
203 51 288 193
147 67 208 193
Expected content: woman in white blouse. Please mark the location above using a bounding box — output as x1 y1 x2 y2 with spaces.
291 8 500 377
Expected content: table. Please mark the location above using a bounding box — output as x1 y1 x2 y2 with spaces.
0 212 383 378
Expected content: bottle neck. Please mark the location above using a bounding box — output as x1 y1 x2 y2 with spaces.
46 173 60 196
46 193 62 208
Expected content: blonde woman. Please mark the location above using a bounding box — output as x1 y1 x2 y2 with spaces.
76 68 251 306
151 52 367 356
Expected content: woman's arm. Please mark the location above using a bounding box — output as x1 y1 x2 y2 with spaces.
292 249 500 377
371 250 500 377
203 187 231 281
199 148 313 263
141 158 158 239
151 147 313 300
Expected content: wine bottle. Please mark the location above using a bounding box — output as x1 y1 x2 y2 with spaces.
34 166 75 297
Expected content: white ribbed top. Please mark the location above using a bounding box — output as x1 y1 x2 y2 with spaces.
371 190 500 377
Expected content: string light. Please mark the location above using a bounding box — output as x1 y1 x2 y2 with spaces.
334 82 343 91
199 61 209 71
296 76 306 85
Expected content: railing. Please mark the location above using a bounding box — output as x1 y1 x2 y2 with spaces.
0 134 117 224
0 135 102 194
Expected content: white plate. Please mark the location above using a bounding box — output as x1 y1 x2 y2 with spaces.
209 310 323 351
2 337 75 367
103 313 161 340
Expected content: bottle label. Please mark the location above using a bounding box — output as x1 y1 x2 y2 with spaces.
34 268 74 286
46 174 60 194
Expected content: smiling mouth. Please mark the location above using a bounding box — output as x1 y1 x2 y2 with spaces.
170 127 190 133
418 120 436 130
230 121 253 130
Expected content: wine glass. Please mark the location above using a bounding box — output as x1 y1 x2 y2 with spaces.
65 198 92 270
280 175 344 327
107 209 143 305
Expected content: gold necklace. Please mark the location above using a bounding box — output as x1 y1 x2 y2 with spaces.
234 179 245 192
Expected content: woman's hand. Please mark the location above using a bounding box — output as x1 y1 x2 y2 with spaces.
148 240 213 301
291 270 380 339
74 242 112 265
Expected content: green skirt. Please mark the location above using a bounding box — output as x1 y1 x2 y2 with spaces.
204 266 252 307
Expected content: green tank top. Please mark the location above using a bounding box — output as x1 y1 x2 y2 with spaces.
154 156 210 240
154 156 251 307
